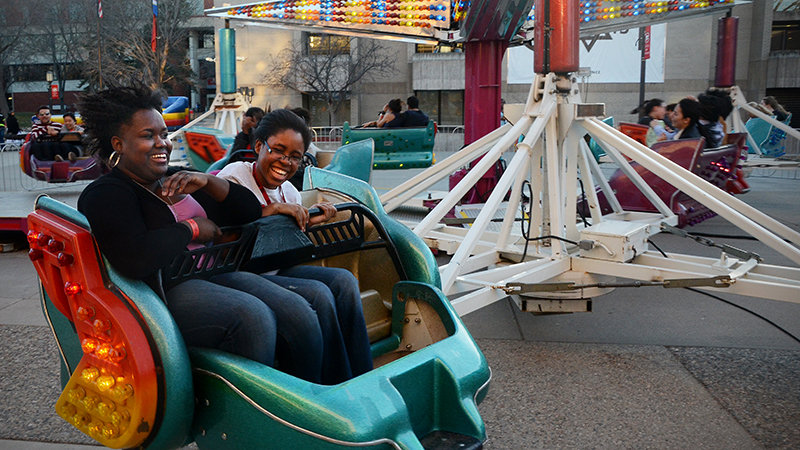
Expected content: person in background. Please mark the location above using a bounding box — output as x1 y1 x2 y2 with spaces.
217 108 373 385
77 80 283 370
746 101 772 121
761 96 789 122
362 99 404 128
289 107 320 158
231 107 265 152
404 96 430 127
29 106 62 140
632 98 673 145
0 113 5 144
6 110 20 138
60 112 84 135
671 98 714 144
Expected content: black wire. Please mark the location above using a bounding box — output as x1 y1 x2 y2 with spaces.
686 287 800 346
648 239 668 258
649 239 800 345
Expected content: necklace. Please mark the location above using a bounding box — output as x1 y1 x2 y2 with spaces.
133 178 174 206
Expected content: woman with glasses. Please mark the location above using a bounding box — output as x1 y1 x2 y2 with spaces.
217 109 373 385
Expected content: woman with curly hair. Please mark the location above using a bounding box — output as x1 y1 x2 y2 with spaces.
77 81 319 372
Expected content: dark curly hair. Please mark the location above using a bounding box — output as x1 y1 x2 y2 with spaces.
78 80 165 160
252 108 312 152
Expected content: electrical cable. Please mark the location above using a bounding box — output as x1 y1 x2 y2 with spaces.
577 178 590 228
648 238 800 345
519 180 579 262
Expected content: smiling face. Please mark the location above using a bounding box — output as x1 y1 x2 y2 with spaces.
253 128 304 190
111 108 172 186
63 115 77 131
37 108 52 125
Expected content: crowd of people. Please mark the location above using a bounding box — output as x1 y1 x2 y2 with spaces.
631 91 791 150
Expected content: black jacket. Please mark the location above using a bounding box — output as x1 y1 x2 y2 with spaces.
78 168 262 297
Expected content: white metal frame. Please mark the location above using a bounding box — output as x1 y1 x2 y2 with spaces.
729 86 799 159
381 74 800 316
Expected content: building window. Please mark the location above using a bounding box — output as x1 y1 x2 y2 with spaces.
416 90 463 125
306 33 350 55
200 32 215 49
771 22 800 51
302 93 351 127
415 43 463 53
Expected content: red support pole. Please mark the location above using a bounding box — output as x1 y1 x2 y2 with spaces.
464 40 508 146
715 16 738 88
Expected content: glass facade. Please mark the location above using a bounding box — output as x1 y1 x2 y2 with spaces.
417 90 464 125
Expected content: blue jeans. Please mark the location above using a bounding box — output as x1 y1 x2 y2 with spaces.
210 271 325 383
269 265 373 384
165 273 277 366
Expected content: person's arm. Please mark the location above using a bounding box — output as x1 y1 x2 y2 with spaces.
195 180 263 227
376 112 395 128
78 181 192 280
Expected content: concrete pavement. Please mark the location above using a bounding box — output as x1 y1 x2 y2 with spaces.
2 169 800 449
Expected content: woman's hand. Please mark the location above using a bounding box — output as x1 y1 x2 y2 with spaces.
264 202 310 231
163 171 230 201
184 216 221 243
308 202 337 227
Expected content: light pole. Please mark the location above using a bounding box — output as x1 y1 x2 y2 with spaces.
46 70 53 112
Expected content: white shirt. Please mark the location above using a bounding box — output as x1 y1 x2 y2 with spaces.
215 161 302 207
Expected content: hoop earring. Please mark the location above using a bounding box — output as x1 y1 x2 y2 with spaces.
108 151 121 168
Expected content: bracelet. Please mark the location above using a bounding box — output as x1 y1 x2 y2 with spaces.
185 219 200 240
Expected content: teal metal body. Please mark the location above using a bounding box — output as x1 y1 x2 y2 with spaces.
33 167 489 450
746 114 793 157
341 121 436 170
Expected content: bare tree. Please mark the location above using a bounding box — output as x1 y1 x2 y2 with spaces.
266 35 395 125
80 0 195 91
0 0 45 118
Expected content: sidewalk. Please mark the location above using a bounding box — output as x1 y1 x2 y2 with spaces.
2 173 800 449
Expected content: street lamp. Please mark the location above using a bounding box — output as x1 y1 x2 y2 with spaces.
46 71 54 111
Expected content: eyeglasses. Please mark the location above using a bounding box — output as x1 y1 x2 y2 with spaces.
265 145 302 165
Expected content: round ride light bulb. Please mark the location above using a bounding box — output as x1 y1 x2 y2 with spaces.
64 281 82 296
68 387 86 403
76 306 95 321
57 252 74 266
36 233 51 247
83 395 101 410
88 421 103 437
96 375 116 392
110 410 130 426
81 366 100 383
108 346 127 364
71 412 90 428
47 239 64 252
102 424 120 439
28 249 44 262
27 230 38 245
97 401 116 417
59 403 77 417
93 318 111 334
96 343 113 360
81 338 99 354
113 384 134 403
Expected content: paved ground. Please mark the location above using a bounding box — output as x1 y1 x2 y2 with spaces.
1 165 799 450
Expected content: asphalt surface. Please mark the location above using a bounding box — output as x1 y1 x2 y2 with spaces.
1 167 799 450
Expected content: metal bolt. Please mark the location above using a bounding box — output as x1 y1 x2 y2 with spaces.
404 318 409 323
406 344 412 350
201 429 206 436
415 318 421 323
221 433 227 440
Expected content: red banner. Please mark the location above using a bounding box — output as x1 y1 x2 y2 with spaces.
644 26 651 60
50 84 59 100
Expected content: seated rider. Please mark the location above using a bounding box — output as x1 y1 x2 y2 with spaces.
29 106 63 141
231 107 265 153
77 80 326 375
403 96 430 127
362 99 404 128
217 108 373 385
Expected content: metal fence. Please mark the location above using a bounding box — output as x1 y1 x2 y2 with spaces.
0 141 93 192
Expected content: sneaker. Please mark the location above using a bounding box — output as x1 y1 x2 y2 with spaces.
68 152 77 162
54 155 64 162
